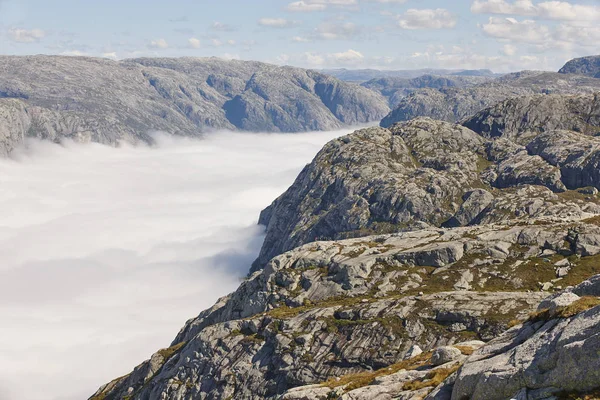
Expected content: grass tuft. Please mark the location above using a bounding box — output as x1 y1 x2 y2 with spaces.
528 297 600 323
322 352 432 391
402 365 460 391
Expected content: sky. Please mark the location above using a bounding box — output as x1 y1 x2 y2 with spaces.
0 0 598 72
0 129 356 400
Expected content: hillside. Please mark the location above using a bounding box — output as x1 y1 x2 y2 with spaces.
93 91 600 400
380 71 600 127
559 55 600 78
0 56 390 155
361 74 492 107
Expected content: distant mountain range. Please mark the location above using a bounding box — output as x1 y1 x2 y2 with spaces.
0 56 390 155
321 68 499 82
1 55 600 158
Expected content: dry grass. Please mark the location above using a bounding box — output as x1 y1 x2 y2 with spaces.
322 352 432 391
528 296 600 323
507 319 523 328
558 388 600 400
454 345 475 356
157 341 186 360
267 295 371 319
582 215 600 226
402 365 461 391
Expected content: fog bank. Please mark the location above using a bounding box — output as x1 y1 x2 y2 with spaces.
0 129 354 400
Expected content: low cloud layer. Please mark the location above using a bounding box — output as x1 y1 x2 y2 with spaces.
0 129 353 400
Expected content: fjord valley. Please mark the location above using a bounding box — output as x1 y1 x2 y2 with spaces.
83 54 600 400
2 0 600 399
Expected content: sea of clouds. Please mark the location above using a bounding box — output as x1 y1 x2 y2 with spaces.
0 128 354 400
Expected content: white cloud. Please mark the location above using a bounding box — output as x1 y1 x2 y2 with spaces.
149 38 168 49
258 18 296 28
397 9 457 29
211 21 236 31
292 36 310 42
287 1 327 11
312 21 361 40
553 23 600 47
502 43 517 55
7 28 45 43
471 0 600 22
286 0 357 12
188 37 201 49
481 17 550 43
330 48 364 64
294 48 365 67
471 0 537 15
0 129 354 400
364 0 407 3
303 52 326 66
480 15 599 49
407 44 554 72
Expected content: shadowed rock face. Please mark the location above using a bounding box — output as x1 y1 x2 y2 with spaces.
559 55 600 78
0 55 390 155
380 71 600 128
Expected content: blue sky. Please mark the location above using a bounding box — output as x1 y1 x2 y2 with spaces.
0 0 598 72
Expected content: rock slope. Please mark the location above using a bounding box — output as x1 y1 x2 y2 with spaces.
380 71 600 127
559 55 600 78
254 96 600 268
361 75 492 107
92 217 600 400
0 55 389 155
92 90 600 400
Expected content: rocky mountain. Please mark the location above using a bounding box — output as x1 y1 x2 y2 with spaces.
93 90 600 400
559 55 600 78
322 68 496 83
362 75 492 107
0 55 389 155
380 71 600 128
254 93 600 268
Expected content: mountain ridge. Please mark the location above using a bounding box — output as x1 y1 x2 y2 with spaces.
0 55 390 155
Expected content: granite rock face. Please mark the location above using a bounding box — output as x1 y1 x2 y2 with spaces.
254 99 600 268
90 77 600 399
559 55 600 78
450 275 600 400
92 218 600 400
380 71 600 127
463 93 600 143
0 55 390 153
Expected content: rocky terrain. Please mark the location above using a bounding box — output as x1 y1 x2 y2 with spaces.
255 93 600 268
322 68 496 83
559 55 600 78
93 86 600 399
362 75 492 107
0 55 389 155
380 69 600 127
